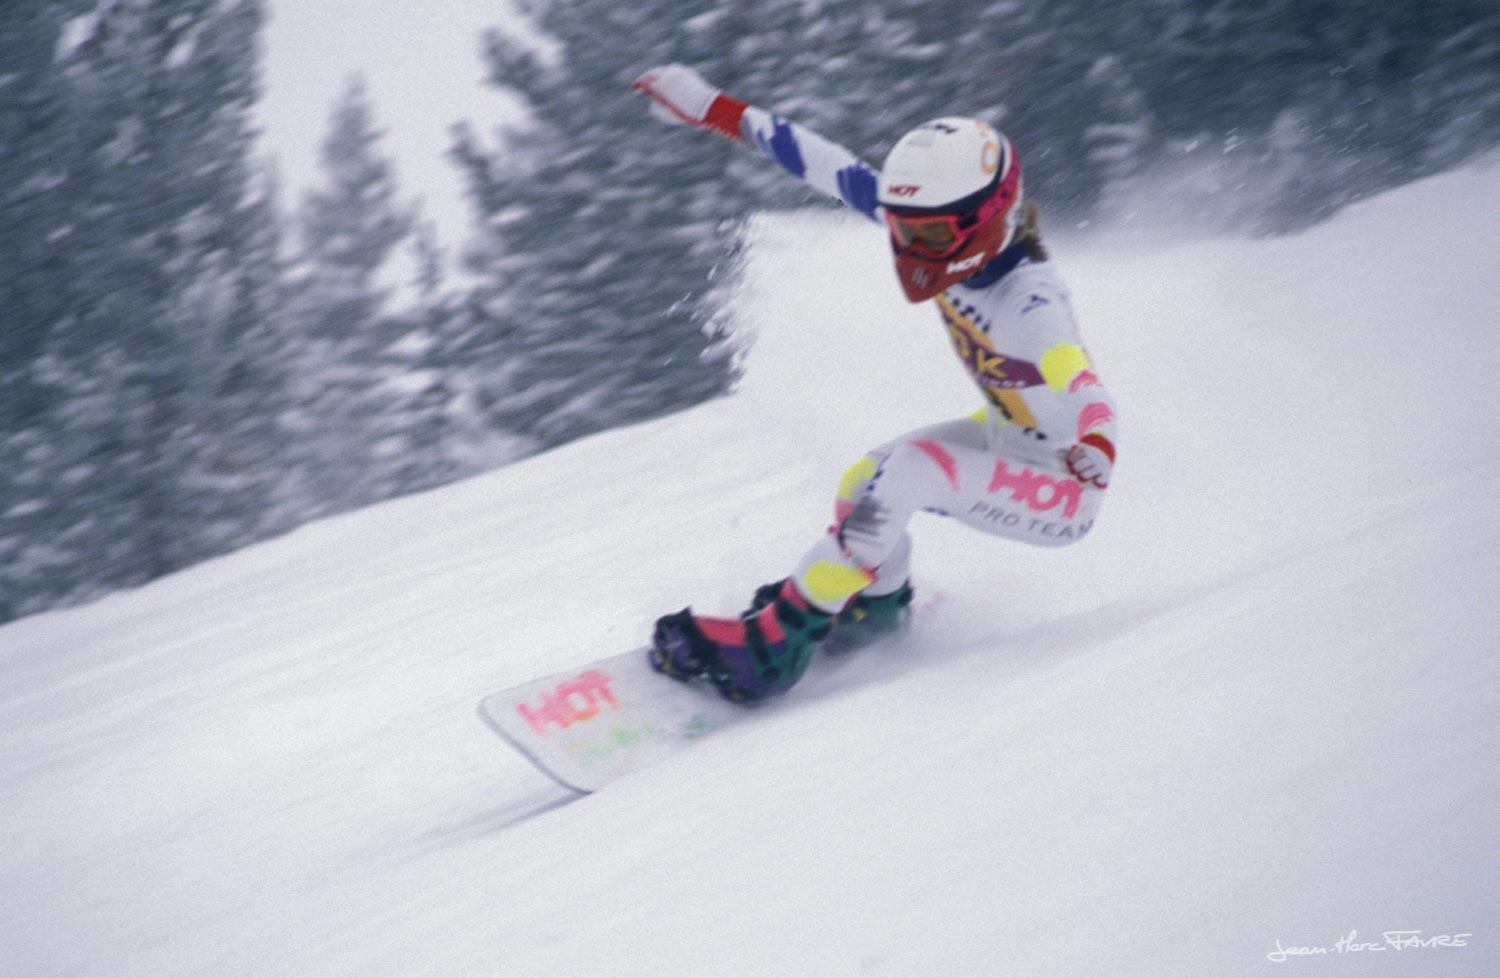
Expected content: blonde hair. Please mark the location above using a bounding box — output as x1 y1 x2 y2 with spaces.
1014 199 1048 261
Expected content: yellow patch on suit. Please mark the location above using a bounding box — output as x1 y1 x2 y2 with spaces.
1040 342 1091 393
837 457 879 501
800 561 877 605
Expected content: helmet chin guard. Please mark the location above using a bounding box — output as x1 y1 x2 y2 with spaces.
878 118 1023 302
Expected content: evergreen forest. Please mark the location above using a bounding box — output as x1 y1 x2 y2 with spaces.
3 0 1497 623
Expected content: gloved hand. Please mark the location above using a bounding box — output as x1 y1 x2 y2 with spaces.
1065 434 1115 489
631 64 747 142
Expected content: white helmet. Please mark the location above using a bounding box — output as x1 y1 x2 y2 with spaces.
877 117 1023 302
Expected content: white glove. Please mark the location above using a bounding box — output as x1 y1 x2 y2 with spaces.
631 63 746 142
1065 434 1115 489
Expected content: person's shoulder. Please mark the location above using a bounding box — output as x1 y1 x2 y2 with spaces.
1007 255 1072 300
955 256 1074 334
1012 252 1064 282
960 251 1063 299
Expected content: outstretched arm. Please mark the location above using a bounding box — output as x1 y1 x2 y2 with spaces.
632 64 884 224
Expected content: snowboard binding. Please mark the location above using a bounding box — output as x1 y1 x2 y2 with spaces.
651 580 833 703
650 578 914 703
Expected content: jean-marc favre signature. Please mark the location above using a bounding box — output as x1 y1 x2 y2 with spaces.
1266 928 1473 963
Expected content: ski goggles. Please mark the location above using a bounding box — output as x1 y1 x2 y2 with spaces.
885 164 1021 259
886 212 967 257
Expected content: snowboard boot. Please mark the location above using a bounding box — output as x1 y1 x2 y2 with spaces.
651 580 835 703
749 577 914 652
825 580 915 652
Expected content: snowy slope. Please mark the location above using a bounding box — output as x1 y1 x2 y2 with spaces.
3 159 1499 978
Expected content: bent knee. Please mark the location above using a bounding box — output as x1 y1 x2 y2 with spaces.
833 453 882 522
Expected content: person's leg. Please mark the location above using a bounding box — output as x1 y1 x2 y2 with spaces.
653 415 1106 702
793 414 1106 611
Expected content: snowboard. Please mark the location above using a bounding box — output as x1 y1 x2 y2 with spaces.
477 648 749 794
478 593 938 793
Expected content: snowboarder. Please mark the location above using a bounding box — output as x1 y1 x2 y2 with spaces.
633 64 1119 703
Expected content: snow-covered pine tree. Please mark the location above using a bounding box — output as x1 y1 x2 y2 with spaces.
0 0 276 622
277 74 459 519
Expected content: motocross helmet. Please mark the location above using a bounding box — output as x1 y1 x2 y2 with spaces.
878 117 1023 302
